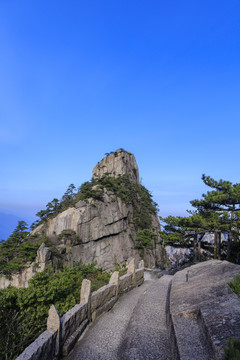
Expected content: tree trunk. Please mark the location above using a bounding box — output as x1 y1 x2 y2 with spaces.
214 231 218 259
193 233 197 261
227 206 235 261
227 232 232 261
217 232 222 260
198 235 201 261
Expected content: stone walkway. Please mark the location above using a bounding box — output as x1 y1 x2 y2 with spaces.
65 276 173 360
65 260 240 360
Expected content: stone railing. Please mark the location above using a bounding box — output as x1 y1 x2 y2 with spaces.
16 258 144 360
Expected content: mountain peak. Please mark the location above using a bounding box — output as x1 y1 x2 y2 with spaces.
92 149 139 184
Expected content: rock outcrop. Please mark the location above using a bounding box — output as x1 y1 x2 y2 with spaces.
0 243 51 289
33 192 139 270
1 149 168 289
92 149 139 184
170 260 240 359
31 149 168 272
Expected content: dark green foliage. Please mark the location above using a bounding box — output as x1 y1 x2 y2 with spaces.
191 174 240 261
134 229 157 250
191 174 240 214
78 181 104 201
160 175 240 263
58 229 81 246
113 262 127 276
9 221 29 244
224 338 240 359
32 184 78 228
159 215 195 247
0 222 47 276
0 263 110 360
159 229 185 246
228 274 240 297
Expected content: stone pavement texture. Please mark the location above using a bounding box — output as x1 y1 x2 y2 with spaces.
171 260 240 360
118 275 172 360
65 260 240 360
66 276 173 360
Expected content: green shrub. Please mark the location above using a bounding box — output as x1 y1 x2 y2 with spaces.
228 274 240 297
0 233 46 277
0 263 110 360
77 181 103 201
134 229 157 250
224 338 240 359
58 229 81 246
112 262 127 276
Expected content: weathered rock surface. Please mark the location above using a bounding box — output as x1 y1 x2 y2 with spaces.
33 192 141 271
0 243 51 289
166 245 192 267
92 149 139 184
170 260 240 359
31 150 167 272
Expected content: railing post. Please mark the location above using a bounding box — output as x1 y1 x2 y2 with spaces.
80 279 92 321
109 271 119 296
128 258 136 287
47 305 61 358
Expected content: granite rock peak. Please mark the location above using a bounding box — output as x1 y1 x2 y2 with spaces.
92 149 139 184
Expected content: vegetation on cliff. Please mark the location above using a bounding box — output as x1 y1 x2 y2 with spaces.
0 173 159 276
32 174 158 233
0 263 110 360
228 274 240 297
0 222 46 276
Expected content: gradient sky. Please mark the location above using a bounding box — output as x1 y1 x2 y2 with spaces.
1 0 240 233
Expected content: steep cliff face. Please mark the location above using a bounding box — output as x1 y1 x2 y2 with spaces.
92 149 139 184
1 149 169 288
33 190 136 270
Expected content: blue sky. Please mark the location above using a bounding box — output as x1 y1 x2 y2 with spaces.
1 0 240 235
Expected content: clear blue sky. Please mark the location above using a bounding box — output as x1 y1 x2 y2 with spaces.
1 0 240 233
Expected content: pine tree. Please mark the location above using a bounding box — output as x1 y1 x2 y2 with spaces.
190 174 240 260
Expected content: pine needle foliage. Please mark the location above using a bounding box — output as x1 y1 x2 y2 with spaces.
0 222 46 277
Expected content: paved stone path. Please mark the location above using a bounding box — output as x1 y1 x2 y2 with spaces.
66 276 173 360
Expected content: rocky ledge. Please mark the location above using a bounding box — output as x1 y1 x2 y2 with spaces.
170 260 240 359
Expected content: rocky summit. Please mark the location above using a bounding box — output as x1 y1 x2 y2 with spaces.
0 149 169 289
92 149 140 184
